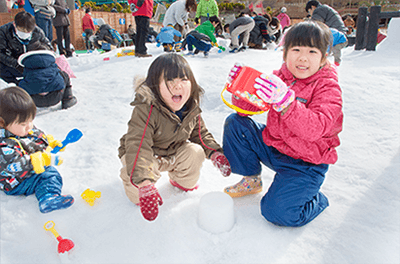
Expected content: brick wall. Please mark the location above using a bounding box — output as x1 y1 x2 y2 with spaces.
0 9 136 50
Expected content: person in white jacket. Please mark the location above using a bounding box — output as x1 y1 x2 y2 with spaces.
162 0 196 41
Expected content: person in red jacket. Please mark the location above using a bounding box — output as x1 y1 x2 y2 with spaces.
128 0 154 57
222 20 343 227
82 8 95 50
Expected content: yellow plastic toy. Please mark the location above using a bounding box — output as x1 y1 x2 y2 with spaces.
81 188 101 206
117 49 135 57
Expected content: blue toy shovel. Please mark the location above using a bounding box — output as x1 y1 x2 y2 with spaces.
51 129 83 154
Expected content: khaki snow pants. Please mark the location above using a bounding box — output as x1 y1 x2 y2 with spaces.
119 142 206 204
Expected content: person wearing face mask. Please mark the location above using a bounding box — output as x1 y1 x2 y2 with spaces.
0 11 52 84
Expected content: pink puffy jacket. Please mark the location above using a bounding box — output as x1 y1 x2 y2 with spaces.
263 62 343 165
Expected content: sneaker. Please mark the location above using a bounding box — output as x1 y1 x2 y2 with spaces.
185 51 195 57
169 179 199 192
204 51 209 57
238 46 247 52
61 96 77 110
194 48 200 55
39 194 74 213
135 53 152 58
334 61 340 66
229 48 239 53
224 175 262 198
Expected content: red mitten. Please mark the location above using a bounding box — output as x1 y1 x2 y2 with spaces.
211 152 232 177
138 183 163 221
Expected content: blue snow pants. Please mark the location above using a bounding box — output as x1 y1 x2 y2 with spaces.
186 35 212 52
5 166 63 202
223 113 329 227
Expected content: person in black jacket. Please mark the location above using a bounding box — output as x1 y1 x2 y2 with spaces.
248 12 275 49
52 0 72 57
0 11 52 84
92 18 116 50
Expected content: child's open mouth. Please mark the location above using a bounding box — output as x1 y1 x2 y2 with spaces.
172 95 182 102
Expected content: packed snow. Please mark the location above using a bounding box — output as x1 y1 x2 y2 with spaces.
1 18 399 264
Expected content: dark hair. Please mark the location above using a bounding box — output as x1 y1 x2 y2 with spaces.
0 86 36 127
209 15 220 25
144 53 204 110
14 11 36 32
185 0 196 12
270 17 280 27
305 0 320 13
31 40 50 51
85 8 91 13
223 24 229 32
283 20 331 60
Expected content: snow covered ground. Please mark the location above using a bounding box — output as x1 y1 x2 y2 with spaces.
1 19 399 264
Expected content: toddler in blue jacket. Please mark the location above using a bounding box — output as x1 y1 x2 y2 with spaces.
156 25 182 52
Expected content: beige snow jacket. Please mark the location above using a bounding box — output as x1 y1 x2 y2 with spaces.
118 79 223 185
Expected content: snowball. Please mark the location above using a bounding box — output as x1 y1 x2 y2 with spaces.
198 192 235 234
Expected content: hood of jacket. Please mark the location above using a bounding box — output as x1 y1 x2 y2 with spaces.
17 50 65 95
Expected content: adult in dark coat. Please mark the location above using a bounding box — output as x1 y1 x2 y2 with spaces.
0 11 52 84
52 0 72 57
305 0 346 32
92 18 115 49
248 15 275 49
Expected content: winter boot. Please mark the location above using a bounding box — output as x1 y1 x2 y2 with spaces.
174 41 182 52
61 79 77 109
62 96 77 109
169 179 199 192
224 175 262 198
39 194 74 213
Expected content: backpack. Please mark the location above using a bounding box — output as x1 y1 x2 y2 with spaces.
109 28 123 43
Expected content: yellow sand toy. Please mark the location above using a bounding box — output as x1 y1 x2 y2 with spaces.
81 188 101 206
44 221 74 255
117 49 135 57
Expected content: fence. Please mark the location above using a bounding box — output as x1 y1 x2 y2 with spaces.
355 6 400 51
0 9 137 50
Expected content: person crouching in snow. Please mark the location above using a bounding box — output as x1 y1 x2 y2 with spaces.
118 53 231 221
224 12 255 53
222 21 343 227
156 25 182 52
182 30 213 57
0 86 74 213
17 41 77 110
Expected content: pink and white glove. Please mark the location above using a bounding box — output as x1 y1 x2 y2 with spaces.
254 74 295 112
138 183 163 221
211 152 231 177
227 63 243 83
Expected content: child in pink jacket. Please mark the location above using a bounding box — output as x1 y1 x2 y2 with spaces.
222 20 343 227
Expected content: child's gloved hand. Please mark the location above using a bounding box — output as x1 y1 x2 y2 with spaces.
138 183 163 221
254 74 295 112
30 151 63 174
45 134 64 151
211 152 231 177
227 63 243 84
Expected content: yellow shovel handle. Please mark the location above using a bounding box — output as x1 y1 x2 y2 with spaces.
44 220 60 238
220 86 265 116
